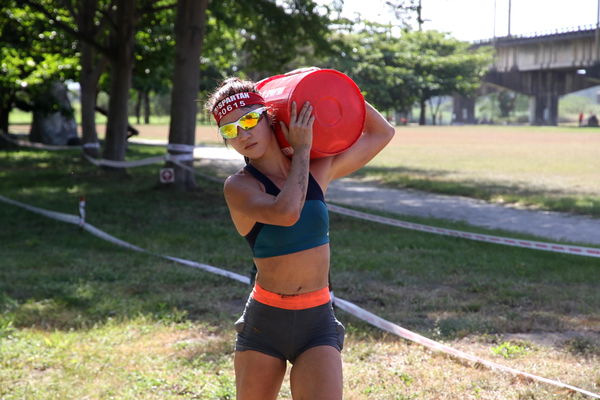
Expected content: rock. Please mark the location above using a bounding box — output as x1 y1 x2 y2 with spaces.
29 81 79 145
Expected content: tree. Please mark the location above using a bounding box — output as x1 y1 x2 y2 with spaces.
401 30 492 125
18 0 106 155
386 0 425 30
163 0 333 190
166 0 208 190
71 0 110 157
0 2 78 141
22 0 177 163
323 22 417 114
132 12 176 124
207 0 333 80
100 0 137 165
497 90 517 118
7 0 333 183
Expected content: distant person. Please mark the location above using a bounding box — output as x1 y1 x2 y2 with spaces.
205 77 394 399
578 112 584 127
588 114 599 127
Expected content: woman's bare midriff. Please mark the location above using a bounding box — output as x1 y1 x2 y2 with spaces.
253 243 330 295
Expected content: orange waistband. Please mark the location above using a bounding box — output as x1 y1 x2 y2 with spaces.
252 283 330 310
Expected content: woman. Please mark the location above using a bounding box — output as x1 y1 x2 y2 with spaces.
206 77 394 400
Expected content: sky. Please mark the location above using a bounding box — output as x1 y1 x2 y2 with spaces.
323 0 599 42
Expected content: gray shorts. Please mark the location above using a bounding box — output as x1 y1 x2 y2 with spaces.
234 297 345 363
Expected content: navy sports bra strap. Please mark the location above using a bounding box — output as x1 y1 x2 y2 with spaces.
244 163 324 200
244 164 280 195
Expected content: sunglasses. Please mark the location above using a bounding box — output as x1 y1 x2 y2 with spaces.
218 107 267 139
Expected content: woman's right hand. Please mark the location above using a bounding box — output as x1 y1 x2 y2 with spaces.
279 101 314 152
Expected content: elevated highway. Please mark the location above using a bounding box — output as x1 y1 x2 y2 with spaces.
453 27 600 125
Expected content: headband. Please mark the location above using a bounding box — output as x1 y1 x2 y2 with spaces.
212 92 266 124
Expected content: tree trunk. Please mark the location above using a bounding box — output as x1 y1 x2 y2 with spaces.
419 98 426 125
0 104 13 149
166 0 209 190
79 42 103 158
72 0 105 158
103 0 136 165
0 104 9 134
135 90 142 124
144 90 150 124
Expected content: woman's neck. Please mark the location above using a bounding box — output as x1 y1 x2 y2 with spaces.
248 141 292 179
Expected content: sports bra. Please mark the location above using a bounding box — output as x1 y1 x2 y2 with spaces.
243 164 329 258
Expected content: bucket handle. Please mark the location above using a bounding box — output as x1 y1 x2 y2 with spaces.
284 66 321 76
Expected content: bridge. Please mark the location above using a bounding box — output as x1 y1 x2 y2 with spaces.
453 26 600 125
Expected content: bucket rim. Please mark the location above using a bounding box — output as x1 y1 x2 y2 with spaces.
256 68 355 90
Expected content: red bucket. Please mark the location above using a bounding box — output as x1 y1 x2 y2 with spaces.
256 67 365 159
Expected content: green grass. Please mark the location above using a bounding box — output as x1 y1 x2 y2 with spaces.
1 145 599 399
353 125 600 216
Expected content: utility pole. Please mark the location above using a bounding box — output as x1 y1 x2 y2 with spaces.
493 0 497 39
596 0 599 60
416 0 423 31
507 0 512 37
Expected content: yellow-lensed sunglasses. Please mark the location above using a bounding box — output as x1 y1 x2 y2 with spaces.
218 107 267 139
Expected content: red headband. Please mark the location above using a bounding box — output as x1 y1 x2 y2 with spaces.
212 92 266 124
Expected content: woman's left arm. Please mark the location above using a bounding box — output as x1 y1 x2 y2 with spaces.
326 102 395 181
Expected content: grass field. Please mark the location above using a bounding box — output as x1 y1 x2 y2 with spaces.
361 125 600 216
1 143 599 399
11 121 599 215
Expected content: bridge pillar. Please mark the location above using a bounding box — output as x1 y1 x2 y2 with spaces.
529 93 559 126
452 94 476 124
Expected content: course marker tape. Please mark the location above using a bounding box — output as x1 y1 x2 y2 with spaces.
334 298 600 399
82 152 195 169
1 132 77 150
1 132 200 170
328 204 600 258
0 195 249 283
167 143 195 153
1 193 598 399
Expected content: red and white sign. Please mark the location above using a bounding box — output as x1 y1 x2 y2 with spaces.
159 168 174 183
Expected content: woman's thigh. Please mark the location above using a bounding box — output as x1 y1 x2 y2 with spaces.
234 350 287 400
290 346 343 400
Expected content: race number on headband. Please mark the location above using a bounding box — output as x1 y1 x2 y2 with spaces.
212 92 266 124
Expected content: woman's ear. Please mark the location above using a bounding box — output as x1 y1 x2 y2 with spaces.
266 107 277 127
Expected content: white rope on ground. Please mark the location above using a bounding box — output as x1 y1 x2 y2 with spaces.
81 152 195 169
1 193 598 399
1 132 198 169
333 298 600 399
0 195 249 283
1 132 79 151
328 204 600 258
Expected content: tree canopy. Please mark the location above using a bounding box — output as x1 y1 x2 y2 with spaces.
1 0 495 174
0 2 78 131
322 23 493 123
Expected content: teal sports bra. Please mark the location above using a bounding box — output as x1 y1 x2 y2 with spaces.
243 164 329 258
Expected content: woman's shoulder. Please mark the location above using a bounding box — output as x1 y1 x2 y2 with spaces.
224 167 262 195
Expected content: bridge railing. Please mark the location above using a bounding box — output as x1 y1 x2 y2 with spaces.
472 24 598 45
